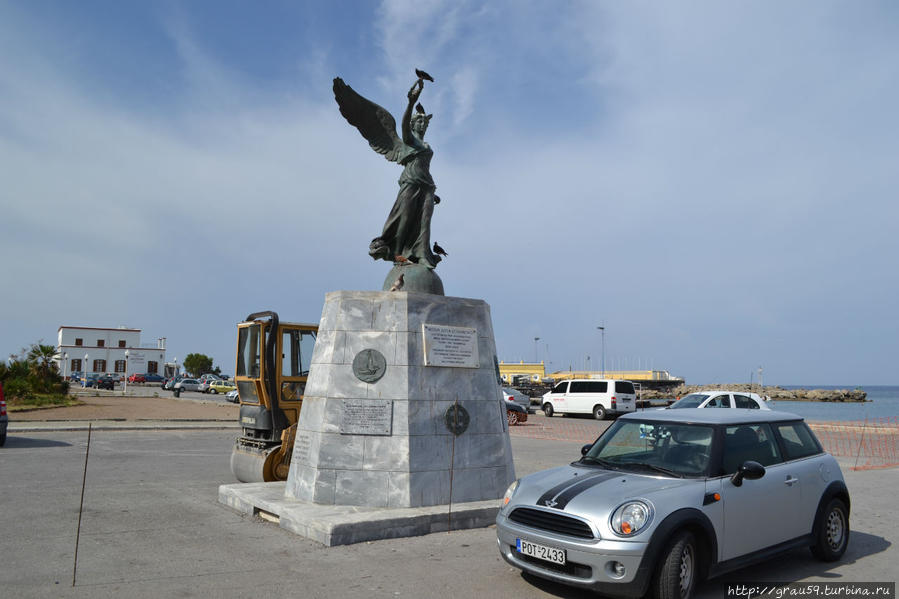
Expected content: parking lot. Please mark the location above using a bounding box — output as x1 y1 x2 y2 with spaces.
0 424 894 598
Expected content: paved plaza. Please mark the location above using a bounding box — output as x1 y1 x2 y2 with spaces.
0 422 894 598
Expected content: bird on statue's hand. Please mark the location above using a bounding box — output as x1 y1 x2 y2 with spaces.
433 242 448 257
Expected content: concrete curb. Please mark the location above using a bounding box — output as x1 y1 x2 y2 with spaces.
8 420 240 432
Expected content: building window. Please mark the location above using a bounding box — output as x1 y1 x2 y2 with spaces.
72 359 82 373
118 340 126 348
115 360 126 373
97 339 105 347
75 338 83 346
93 359 107 373
147 361 158 374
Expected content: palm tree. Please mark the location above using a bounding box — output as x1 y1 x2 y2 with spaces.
28 343 59 378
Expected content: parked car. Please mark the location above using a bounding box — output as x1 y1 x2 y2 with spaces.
506 402 528 426
163 377 184 390
143 373 166 384
81 373 100 388
1 381 8 446
503 387 531 412
496 409 850 599
199 374 222 384
225 389 240 403
174 378 202 392
541 379 637 420
69 371 83 382
207 380 237 395
128 373 146 384
668 391 771 410
97 374 118 390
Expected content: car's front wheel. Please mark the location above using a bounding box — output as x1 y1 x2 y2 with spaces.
507 410 519 426
651 531 698 599
593 404 607 420
542 403 554 417
210 389 217 394
811 498 849 561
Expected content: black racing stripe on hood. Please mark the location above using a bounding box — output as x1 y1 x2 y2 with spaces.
550 472 619 510
536 471 618 509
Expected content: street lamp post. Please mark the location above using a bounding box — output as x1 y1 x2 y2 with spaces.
597 326 605 378
173 357 178 378
534 337 540 363
124 350 130 394
62 352 68 380
83 354 89 388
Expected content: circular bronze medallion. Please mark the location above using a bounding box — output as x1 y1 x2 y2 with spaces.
444 403 470 436
352 349 387 383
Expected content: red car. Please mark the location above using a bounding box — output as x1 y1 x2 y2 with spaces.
128 373 146 383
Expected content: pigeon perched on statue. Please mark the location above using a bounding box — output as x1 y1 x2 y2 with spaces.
389 273 405 292
433 242 448 257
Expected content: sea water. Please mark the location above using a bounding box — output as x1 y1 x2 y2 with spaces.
772 385 899 422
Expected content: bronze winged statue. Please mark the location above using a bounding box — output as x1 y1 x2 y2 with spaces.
333 75 442 269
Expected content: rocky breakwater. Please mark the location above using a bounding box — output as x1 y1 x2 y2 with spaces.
640 384 867 403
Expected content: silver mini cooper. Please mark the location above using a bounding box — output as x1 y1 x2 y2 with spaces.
496 409 849 599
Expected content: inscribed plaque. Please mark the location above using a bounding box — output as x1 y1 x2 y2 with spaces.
340 399 393 435
422 323 479 368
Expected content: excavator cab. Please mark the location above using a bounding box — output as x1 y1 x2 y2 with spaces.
230 311 317 483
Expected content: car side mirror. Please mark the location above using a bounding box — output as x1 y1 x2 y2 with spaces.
581 444 592 456
730 460 765 487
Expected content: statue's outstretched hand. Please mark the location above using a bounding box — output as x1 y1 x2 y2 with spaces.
408 81 423 102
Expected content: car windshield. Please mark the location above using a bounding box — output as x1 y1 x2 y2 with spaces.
583 420 714 477
668 394 709 409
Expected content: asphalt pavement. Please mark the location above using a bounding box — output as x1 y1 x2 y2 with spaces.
0 428 894 599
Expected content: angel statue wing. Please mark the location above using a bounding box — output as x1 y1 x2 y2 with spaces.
333 77 413 163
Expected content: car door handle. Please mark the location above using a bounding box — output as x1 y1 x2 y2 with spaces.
784 476 799 486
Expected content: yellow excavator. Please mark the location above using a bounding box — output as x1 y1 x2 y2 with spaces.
230 311 318 483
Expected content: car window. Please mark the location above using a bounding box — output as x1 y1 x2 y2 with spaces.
705 394 730 408
722 423 783 473
551 382 568 394
775 422 823 460
614 381 635 394
570 381 607 393
733 394 759 409
586 420 714 477
669 394 708 409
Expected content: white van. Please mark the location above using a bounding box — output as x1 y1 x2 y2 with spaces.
541 379 637 420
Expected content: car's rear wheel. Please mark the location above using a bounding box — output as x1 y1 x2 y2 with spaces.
651 531 698 599
811 498 849 561
593 404 607 420
507 410 519 426
210 389 217 394
542 403 554 417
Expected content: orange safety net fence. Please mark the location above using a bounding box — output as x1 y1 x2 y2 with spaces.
508 416 899 471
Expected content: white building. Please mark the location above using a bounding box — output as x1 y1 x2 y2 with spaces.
56 326 167 378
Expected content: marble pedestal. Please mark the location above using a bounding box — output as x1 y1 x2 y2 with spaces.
284 290 516 508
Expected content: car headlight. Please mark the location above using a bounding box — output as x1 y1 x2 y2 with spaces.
501 480 520 512
610 501 652 536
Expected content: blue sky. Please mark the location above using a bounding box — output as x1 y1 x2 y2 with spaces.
1 1 897 385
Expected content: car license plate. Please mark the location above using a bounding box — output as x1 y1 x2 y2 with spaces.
516 538 566 565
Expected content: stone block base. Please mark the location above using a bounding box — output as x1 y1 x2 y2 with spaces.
219 482 499 546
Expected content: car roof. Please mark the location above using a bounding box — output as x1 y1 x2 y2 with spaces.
683 389 763 397
555 379 631 383
619 408 802 425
